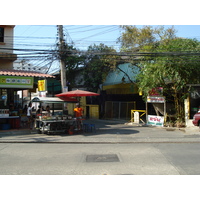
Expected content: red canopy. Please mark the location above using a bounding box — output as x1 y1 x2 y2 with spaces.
55 89 100 98
58 96 78 102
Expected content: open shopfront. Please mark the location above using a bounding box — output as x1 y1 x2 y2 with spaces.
0 70 54 130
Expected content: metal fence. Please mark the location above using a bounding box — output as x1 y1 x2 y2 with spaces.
104 101 136 120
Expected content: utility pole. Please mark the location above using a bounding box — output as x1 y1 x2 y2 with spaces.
57 25 67 93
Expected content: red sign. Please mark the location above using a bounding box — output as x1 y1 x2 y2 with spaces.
149 87 163 96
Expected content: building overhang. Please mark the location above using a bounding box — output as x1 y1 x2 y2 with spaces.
0 69 55 78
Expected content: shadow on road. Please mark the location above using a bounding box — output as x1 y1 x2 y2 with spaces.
0 119 141 139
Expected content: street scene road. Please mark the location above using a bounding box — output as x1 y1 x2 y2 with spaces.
1 142 200 175
1 120 200 175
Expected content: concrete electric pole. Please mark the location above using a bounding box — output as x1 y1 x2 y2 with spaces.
57 25 67 93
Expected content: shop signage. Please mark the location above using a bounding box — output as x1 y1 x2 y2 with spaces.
149 87 163 96
147 115 164 127
147 96 165 103
38 80 46 91
0 76 33 88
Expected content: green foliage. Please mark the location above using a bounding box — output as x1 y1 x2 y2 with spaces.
118 25 177 51
119 25 200 125
60 43 120 92
138 38 200 124
138 38 200 96
62 44 85 89
82 43 119 92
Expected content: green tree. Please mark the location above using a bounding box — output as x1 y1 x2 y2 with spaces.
118 25 177 67
118 25 177 52
119 25 200 126
82 43 119 92
137 38 200 126
59 44 85 90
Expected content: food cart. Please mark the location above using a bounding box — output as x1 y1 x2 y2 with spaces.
36 116 75 134
31 97 77 134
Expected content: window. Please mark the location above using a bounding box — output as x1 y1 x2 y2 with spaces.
0 27 4 42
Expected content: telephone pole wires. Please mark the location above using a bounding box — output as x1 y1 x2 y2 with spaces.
57 25 67 93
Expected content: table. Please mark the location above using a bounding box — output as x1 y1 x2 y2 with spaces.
35 119 75 134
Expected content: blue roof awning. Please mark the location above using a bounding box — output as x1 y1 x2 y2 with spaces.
103 63 139 86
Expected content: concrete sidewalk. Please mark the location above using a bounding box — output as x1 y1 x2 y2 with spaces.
0 119 200 143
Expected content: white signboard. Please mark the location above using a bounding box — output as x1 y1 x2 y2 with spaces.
147 96 165 103
147 115 164 127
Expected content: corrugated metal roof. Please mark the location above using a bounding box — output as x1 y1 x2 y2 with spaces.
0 69 55 78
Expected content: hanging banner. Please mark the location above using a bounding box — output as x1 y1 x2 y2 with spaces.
147 115 164 127
38 80 46 91
0 76 33 88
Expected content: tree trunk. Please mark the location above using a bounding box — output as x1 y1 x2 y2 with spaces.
173 88 185 127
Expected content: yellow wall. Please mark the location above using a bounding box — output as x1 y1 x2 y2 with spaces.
87 105 99 119
103 83 138 94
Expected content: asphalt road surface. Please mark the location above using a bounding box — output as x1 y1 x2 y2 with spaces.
1 142 200 175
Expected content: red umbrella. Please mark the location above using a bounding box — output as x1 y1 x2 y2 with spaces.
57 96 78 102
55 89 100 98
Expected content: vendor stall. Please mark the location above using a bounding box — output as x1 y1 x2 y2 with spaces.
35 117 75 134
32 96 77 134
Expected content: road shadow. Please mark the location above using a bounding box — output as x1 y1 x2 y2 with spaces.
0 119 141 139
81 129 140 136
60 119 140 136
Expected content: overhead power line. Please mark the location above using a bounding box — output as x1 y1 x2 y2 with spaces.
4 45 200 56
5 25 200 74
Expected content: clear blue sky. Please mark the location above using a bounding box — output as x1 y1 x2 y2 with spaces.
13 25 123 72
14 25 200 51
13 25 200 73
14 25 122 51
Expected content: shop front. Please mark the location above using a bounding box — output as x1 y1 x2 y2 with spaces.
0 69 54 130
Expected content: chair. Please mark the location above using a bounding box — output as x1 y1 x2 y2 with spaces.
83 123 96 133
89 124 96 133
